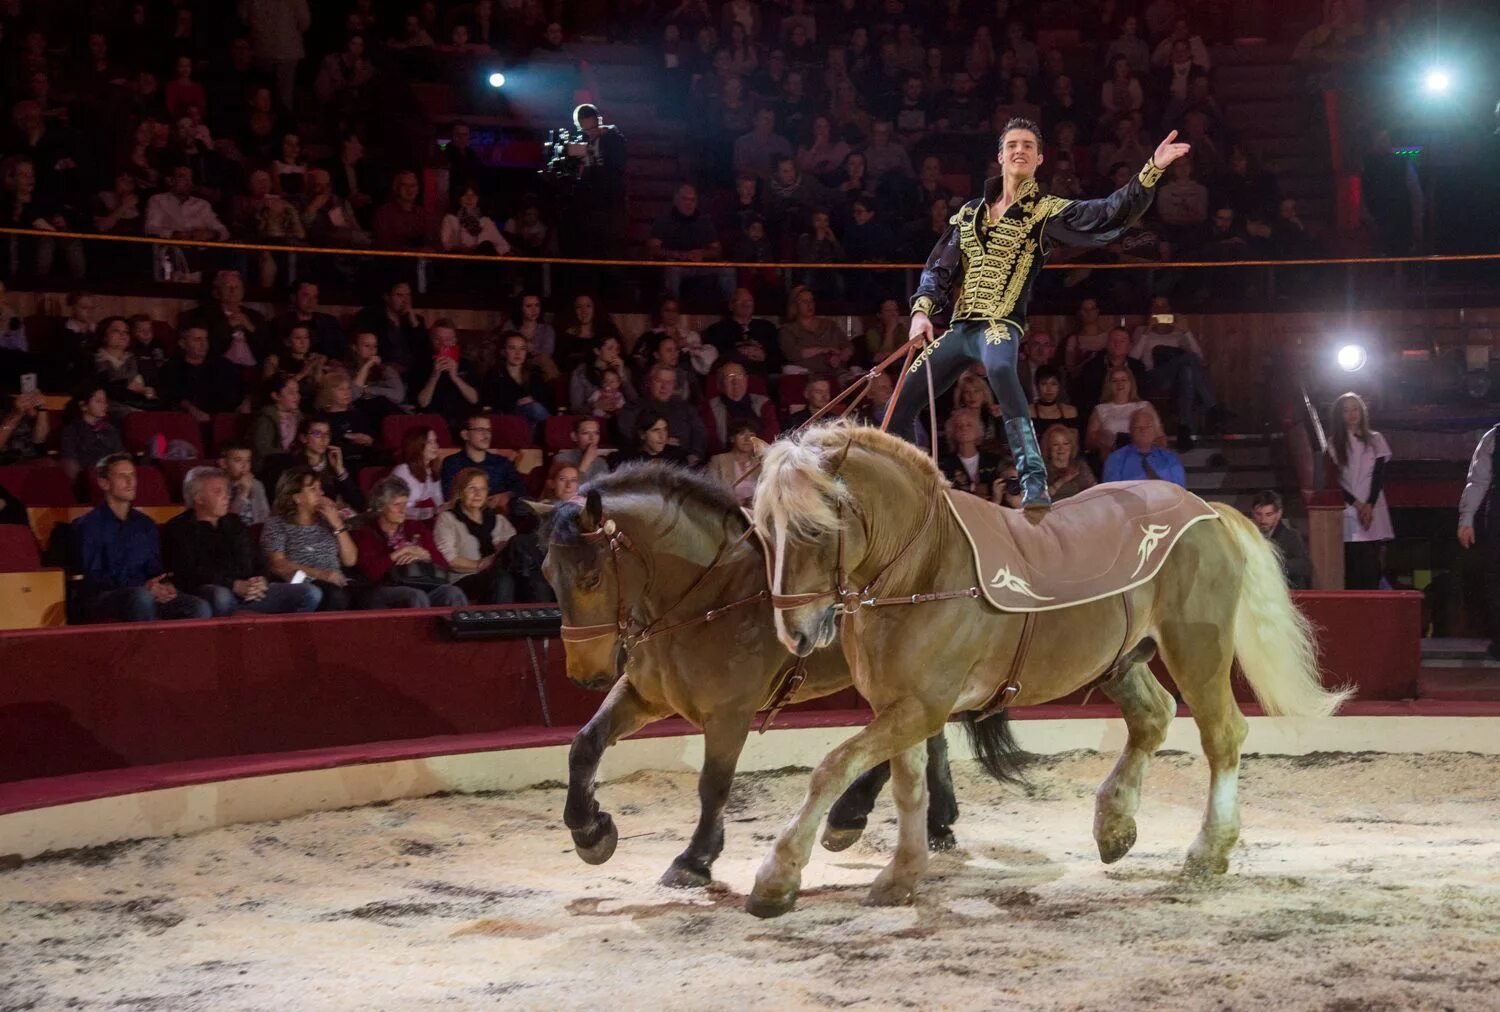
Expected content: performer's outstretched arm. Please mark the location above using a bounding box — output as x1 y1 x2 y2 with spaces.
1044 131 1192 250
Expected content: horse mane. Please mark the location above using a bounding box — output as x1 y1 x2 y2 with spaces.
543 460 746 545
755 419 946 544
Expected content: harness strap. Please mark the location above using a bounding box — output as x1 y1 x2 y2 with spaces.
973 611 1035 721
756 655 809 733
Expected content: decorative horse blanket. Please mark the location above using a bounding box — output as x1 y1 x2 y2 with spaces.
944 482 1221 612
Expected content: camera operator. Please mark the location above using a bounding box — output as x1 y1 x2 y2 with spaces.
556 103 627 260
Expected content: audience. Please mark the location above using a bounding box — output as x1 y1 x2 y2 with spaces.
59 385 124 487
614 407 690 467
1250 489 1312 590
351 477 468 608
1086 365 1164 459
619 364 709 464
939 407 1005 499
1102 408 1187 486
551 417 608 486
389 426 443 521
261 465 359 611
439 412 526 507
220 442 270 525
1043 424 1097 501
433 466 524 604
707 417 762 504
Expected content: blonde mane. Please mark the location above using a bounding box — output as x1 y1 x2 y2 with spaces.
754 419 946 544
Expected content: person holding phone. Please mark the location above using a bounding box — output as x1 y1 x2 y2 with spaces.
0 389 48 463
261 466 359 611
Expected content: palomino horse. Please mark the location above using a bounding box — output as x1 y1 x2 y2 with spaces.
748 420 1350 917
535 463 961 889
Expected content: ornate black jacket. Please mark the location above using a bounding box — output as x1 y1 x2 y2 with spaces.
911 161 1164 333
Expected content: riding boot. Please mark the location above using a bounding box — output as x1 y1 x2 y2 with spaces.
1004 416 1051 516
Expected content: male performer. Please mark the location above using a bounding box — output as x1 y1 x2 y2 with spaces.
1458 422 1500 659
894 119 1191 513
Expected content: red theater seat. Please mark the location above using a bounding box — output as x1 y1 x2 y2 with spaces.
123 411 204 457
0 525 43 572
0 464 76 506
211 412 249 454
382 413 452 451
543 415 588 453
358 466 390 497
489 414 532 450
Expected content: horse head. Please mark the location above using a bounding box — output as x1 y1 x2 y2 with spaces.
538 488 636 689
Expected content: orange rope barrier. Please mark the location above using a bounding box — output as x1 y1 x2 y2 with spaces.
1 225 1496 271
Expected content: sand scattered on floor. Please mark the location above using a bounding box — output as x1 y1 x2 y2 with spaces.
2 750 1498 1011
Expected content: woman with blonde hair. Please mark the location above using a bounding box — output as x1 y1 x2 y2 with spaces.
1042 423 1096 501
433 466 521 604
939 407 1005 499
1086 364 1162 457
953 372 1001 446
1330 392 1393 589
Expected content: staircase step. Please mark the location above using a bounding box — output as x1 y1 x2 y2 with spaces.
1417 663 1500 701
1422 637 1492 660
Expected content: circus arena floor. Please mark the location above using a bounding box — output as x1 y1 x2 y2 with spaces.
1 750 1497 1010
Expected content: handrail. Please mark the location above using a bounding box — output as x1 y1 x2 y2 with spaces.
5 225 1500 272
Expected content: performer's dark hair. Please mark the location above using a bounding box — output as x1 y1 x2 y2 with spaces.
999 117 1043 147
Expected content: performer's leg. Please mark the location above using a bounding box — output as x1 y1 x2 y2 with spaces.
978 328 1050 514
885 325 977 444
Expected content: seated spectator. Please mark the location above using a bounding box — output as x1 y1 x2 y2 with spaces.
779 286 851 380
373 170 439 251
261 465 359 611
559 293 623 369
1155 158 1210 243
164 466 321 616
389 426 444 521
315 32 377 112
272 132 309 197
903 196 953 261
732 107 793 181
411 319 481 428
643 297 716 377
93 316 160 413
794 210 845 295
1062 298 1109 374
550 417 609 486
569 335 637 415
434 466 540 605
936 70 985 134
1075 327 1149 422
797 115 851 179
314 373 379 465
940 408 1006 499
865 298 908 364
1017 330 1059 402
995 74 1042 129
640 333 699 402
953 373 1003 447
326 132 379 225
842 199 895 274
232 168 305 287
1195 206 1252 260
783 376 832 429
833 151 878 206
220 442 269 526
509 293 558 376
1271 197 1315 260
1043 424 1097 502
440 184 508 254
353 280 427 375
588 367 629 425
618 365 709 464
1105 15 1151 74
0 390 48 463
128 315 169 391
1099 55 1144 124
94 171 144 238
346 330 406 418
439 412 527 506
59 385 124 487
75 454 213 623
1131 296 1219 450
487 332 552 428
179 270 267 367
300 167 370 248
277 281 348 360
263 415 366 513
502 198 557 257
1156 38 1209 106
703 288 781 374
1087 366 1165 458
649 183 733 302
704 360 780 451
160 324 246 422
614 407 690 468
1030 367 1081 438
766 156 832 240
261 324 330 403
708 418 763 504
251 373 304 468
353 478 468 609
144 164 229 271
1250 489 1312 590
1103 409 1187 486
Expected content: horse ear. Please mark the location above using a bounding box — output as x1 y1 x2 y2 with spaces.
526 499 555 518
579 489 604 533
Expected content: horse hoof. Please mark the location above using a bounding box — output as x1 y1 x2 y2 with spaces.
821 825 863 852
863 882 916 907
1182 849 1229 879
746 889 797 919
1095 820 1137 864
927 827 958 853
659 859 712 889
573 814 618 866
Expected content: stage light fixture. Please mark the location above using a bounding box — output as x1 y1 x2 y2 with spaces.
488 71 507 89
1337 344 1368 373
1423 67 1451 94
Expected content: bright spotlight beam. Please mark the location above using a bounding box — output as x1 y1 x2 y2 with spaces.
487 71 506 89
1423 67 1450 94
1337 344 1368 373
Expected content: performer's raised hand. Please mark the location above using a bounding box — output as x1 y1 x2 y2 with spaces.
1152 130 1192 170
909 311 934 347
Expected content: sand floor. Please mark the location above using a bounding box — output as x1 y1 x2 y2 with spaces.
1 750 1498 1011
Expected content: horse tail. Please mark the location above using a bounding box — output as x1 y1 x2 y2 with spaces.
1214 503 1353 718
959 709 1028 785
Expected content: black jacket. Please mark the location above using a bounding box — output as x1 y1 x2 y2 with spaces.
162 512 257 590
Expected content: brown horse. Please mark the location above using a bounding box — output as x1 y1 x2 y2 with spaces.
535 463 960 889
748 420 1351 917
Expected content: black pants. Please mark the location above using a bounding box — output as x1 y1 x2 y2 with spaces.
886 319 1029 443
1483 519 1500 643
1344 541 1384 590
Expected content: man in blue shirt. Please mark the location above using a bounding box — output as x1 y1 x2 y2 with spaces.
74 453 212 623
1103 408 1188 486
439 412 527 511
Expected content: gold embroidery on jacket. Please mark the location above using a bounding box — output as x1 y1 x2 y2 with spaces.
951 184 1073 322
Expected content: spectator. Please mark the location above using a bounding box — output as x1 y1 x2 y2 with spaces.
233 170 304 291
315 32 376 112
704 360 779 451
440 184 508 254
1043 424 1097 501
346 330 406 416
442 122 489 199
262 415 365 512
618 365 709 464
940 408 1005 499
390 426 444 521
155 325 242 422
352 280 427 374
487 331 552 428
953 372 1003 447
936 70 985 134
1331 392 1393 590
277 282 347 360
93 171 143 238
890 74 932 146
164 466 321 616
300 167 370 248
1131 296 1218 450
1030 366 1081 438
1271 197 1315 260
410 319 481 426
1087 366 1164 458
569 335 637 414
903 195 954 261
59 385 123 487
1250 489 1312 590
373 170 439 251
559 293 623 368
779 286 851 381
144 163 229 246
326 132 379 225
551 417 609 485
833 150 878 206
1155 157 1210 242
1062 298 1109 373
93 316 158 412
434 467 528 604
128 316 169 391
439 412 527 505
179 270 267 367
645 297 716 377
1096 113 1152 179
240 0 312 111
272 132 309 197
510 293 558 372
1458 424 1500 656
649 183 732 301
251 373 304 468
1100 56 1144 124
261 465 358 610
0 391 48 464
704 288 781 374
865 298 908 363
782 376 832 429
996 74 1042 129
220 442 270 526
797 116 851 179
312 373 378 467
861 119 914 182
1075 327 1149 421
614 407 690 467
164 55 207 122
1156 39 1207 105
1103 409 1187 485
641 334 699 402
74 454 212 622
732 107 792 181
260 324 329 403
794 210 845 295
708 417 762 504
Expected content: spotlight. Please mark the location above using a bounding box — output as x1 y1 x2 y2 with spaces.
1337 344 1368 373
1423 67 1450 94
487 71 506 89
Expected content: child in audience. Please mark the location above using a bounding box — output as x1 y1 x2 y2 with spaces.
590 368 627 422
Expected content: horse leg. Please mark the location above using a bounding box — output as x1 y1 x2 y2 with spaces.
864 738 930 907
824 731 958 853
1160 628 1247 878
660 713 750 889
747 697 935 918
564 678 662 865
1093 659 1175 864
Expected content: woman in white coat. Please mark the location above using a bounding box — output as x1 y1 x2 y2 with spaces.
1330 392 1394 589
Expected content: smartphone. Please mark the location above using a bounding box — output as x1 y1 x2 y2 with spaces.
291 570 309 585
436 345 461 363
1151 314 1175 326
19 373 37 395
